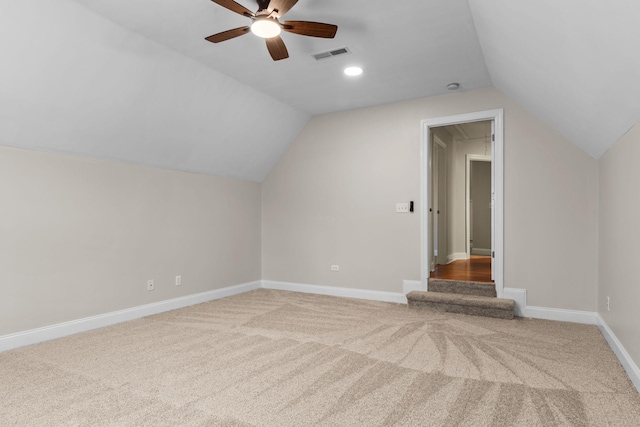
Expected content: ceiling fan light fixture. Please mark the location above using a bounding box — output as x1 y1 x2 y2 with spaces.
205 0 338 61
251 18 281 38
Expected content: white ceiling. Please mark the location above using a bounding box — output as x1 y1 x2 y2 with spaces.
468 0 640 158
2 0 639 181
71 0 493 115
0 0 309 182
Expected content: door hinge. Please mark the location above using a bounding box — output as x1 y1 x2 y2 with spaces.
492 134 495 142
492 251 495 258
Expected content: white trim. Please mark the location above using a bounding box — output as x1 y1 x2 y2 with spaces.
420 125 429 286
403 279 426 295
471 248 492 256
507 288 598 324
523 306 599 324
2 280 638 393
502 287 600 324
507 287 639 392
465 154 492 259
503 287 527 317
446 252 469 264
262 280 407 304
421 109 504 297
431 134 447 270
433 134 446 149
0 281 261 353
596 314 640 393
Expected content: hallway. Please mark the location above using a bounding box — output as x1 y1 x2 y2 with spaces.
430 256 492 282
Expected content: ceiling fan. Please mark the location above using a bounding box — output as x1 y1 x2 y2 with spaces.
205 0 338 61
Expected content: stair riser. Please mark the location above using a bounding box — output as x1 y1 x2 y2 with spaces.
428 279 496 297
408 300 515 320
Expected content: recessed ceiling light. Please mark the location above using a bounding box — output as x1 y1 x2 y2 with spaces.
344 66 363 76
447 82 460 90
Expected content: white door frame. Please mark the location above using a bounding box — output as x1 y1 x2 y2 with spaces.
420 109 504 297
431 135 447 271
466 154 492 259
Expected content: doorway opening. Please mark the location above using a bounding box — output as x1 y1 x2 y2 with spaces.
466 155 492 260
420 109 504 296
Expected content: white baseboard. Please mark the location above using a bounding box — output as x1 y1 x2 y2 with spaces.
262 280 407 304
0 281 261 353
403 279 426 295
522 306 599 324
519 304 638 392
502 287 526 317
596 314 640 393
501 288 599 324
447 253 468 263
471 248 491 256
3 280 638 394
493 288 639 392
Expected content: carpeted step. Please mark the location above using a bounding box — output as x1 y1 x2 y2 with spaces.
407 291 515 319
428 278 496 297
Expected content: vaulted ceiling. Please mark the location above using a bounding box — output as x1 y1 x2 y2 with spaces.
1 0 638 180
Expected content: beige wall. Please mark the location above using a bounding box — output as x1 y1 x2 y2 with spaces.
0 86 603 337
471 161 492 252
0 147 261 335
598 121 640 369
262 87 599 310
448 137 489 257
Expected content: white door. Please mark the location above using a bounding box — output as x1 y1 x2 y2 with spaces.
490 120 496 281
436 142 447 265
431 140 438 272
431 137 447 269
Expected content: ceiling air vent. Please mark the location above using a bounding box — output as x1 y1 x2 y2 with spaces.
312 47 351 61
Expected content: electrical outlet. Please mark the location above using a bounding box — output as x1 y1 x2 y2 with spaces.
331 265 339 271
147 279 154 291
607 296 610 311
396 203 409 213
175 275 182 286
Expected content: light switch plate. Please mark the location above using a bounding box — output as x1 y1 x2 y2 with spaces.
396 203 409 213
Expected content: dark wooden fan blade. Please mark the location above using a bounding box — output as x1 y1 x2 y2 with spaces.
205 26 251 43
283 21 337 38
268 0 298 17
210 0 254 17
265 36 289 61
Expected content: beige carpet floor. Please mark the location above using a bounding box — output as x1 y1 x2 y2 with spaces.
1 289 639 426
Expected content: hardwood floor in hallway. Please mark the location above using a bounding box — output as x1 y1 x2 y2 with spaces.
430 256 493 282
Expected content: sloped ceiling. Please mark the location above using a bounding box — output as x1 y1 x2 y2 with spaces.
1 1 639 181
468 0 640 158
0 0 309 182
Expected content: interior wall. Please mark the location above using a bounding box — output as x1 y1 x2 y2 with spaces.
262 87 599 310
598 121 640 370
0 147 261 336
471 161 492 252
448 137 489 258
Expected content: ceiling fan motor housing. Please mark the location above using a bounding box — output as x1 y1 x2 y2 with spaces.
206 0 338 61
256 0 272 13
